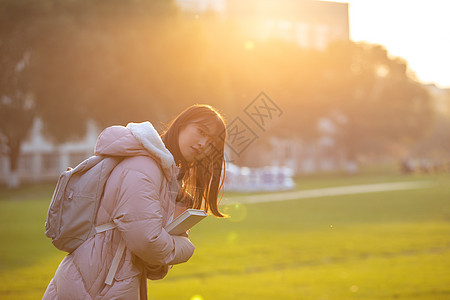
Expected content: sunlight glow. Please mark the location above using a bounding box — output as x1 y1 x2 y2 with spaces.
244 40 255 51
224 202 247 222
328 0 450 88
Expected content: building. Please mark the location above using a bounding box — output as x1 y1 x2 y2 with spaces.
175 0 226 16
177 0 349 50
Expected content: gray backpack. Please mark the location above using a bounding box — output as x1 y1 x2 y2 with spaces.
45 155 123 253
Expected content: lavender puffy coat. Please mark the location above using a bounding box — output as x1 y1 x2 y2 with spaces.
43 122 195 299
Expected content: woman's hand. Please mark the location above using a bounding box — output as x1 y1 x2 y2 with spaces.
179 229 190 238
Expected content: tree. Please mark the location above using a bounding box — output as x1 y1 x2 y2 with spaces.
0 0 42 187
318 42 433 161
31 0 218 133
0 0 191 186
200 28 434 165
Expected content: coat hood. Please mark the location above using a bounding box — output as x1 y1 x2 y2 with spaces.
94 122 177 177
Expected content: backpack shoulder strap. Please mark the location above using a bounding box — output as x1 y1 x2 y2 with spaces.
95 222 117 233
94 221 125 286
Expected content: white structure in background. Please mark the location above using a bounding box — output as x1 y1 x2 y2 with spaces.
234 114 358 176
0 118 99 186
224 163 295 192
0 117 297 191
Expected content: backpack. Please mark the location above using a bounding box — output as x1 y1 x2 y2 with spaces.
45 155 123 253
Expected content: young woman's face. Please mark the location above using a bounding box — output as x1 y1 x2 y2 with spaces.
178 121 219 163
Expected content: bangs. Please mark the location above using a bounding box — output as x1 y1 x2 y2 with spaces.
193 115 226 137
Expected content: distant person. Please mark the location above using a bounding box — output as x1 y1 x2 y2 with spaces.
419 158 431 173
43 104 227 299
400 158 415 174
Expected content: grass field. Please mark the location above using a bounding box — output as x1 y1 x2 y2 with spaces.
0 170 449 299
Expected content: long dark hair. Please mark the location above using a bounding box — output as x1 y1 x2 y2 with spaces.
161 104 227 217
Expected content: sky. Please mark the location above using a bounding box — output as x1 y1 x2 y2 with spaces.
328 0 450 89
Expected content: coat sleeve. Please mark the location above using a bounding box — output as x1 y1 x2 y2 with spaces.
133 256 172 280
112 165 195 266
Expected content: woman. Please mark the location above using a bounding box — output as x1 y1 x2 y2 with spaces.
43 104 227 299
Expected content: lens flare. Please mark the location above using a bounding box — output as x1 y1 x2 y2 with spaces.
223 202 247 222
350 285 359 293
227 231 239 245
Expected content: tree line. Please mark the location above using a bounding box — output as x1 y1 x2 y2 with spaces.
0 0 434 181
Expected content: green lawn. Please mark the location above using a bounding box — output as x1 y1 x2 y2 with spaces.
0 172 449 299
